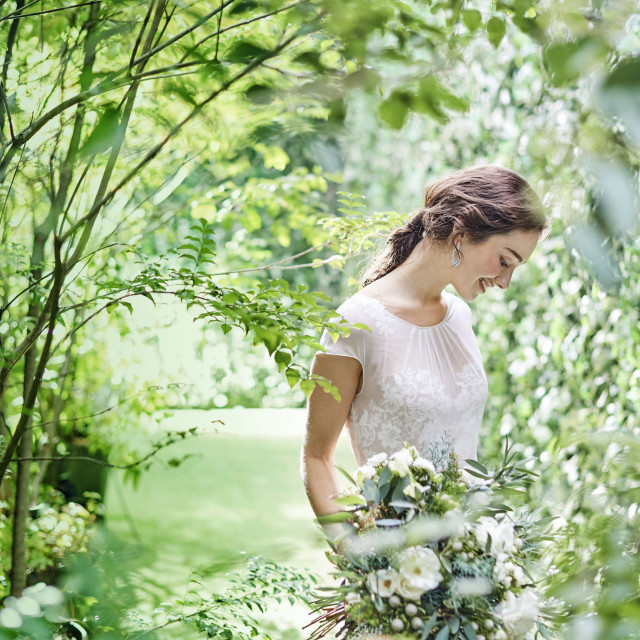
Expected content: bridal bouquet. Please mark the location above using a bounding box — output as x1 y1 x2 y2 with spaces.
308 442 550 640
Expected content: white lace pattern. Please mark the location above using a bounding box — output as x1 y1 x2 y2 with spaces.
319 292 487 465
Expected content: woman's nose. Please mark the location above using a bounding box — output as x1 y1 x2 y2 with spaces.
495 272 512 289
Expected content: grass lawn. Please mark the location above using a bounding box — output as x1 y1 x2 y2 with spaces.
104 408 356 639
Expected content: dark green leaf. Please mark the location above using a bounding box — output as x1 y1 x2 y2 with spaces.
226 40 270 64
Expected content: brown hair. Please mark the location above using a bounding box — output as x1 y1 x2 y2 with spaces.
361 165 549 286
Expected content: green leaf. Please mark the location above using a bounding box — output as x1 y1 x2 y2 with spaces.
462 622 477 640
106 301 118 314
335 465 358 487
462 9 482 31
221 323 232 335
317 511 354 524
274 350 292 371
486 16 506 48
421 613 438 640
121 301 133 314
226 40 270 64
378 90 411 129
448 617 460 634
465 459 489 475
285 368 300 388
333 494 366 506
80 107 121 156
435 624 450 640
300 378 316 398
537 622 553 640
245 84 274 105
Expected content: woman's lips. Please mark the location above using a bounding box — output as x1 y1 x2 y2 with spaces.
479 278 486 293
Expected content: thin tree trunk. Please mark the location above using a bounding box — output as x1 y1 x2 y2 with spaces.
9 341 35 595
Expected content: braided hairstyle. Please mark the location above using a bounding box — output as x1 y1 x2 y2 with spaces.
361 165 548 286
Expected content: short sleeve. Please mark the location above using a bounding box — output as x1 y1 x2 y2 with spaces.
318 300 369 366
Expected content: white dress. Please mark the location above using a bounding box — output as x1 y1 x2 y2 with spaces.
319 291 487 466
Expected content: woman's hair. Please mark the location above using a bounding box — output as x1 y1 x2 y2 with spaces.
361 165 549 286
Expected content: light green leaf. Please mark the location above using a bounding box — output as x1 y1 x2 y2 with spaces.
486 16 506 48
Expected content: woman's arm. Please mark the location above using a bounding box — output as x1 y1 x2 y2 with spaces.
301 353 362 539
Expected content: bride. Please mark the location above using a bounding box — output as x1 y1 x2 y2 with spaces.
301 165 548 546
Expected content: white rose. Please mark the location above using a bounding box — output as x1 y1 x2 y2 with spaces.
388 457 410 477
412 457 436 473
395 547 442 596
357 465 377 481
396 574 425 600
494 589 539 636
367 452 388 467
391 448 414 465
366 568 399 598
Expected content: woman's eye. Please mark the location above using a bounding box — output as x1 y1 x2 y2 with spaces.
500 258 508 268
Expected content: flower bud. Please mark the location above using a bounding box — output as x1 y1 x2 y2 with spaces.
411 617 424 630
495 630 507 640
452 541 463 552
391 618 404 632
388 595 401 608
404 603 417 617
485 619 494 630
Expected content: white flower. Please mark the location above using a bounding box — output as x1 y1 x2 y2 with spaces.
494 589 539 636
366 568 399 598
345 591 361 604
366 452 388 467
357 465 377 481
388 457 410 477
394 547 442 599
474 517 515 561
412 457 436 473
391 447 417 465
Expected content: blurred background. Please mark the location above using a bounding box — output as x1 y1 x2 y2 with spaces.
1 0 639 638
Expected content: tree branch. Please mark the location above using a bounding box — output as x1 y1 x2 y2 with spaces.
60 30 304 247
0 1 100 22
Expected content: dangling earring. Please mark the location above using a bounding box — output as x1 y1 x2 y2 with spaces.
451 240 462 267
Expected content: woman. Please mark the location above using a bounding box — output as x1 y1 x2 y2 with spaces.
301 165 548 538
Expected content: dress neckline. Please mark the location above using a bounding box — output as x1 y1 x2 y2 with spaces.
353 291 453 329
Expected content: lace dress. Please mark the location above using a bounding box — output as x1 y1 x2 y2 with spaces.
319 291 487 466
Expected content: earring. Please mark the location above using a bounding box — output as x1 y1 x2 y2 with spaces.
451 240 461 267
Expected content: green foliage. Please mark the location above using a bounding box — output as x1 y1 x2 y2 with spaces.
128 557 319 639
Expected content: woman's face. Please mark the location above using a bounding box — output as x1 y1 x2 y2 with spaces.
451 229 540 302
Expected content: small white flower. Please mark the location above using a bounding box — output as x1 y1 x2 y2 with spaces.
388 457 410 477
412 457 436 473
357 465 377 481
366 568 399 598
494 630 507 640
452 540 463 552
366 452 388 467
345 591 361 604
404 603 418 616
